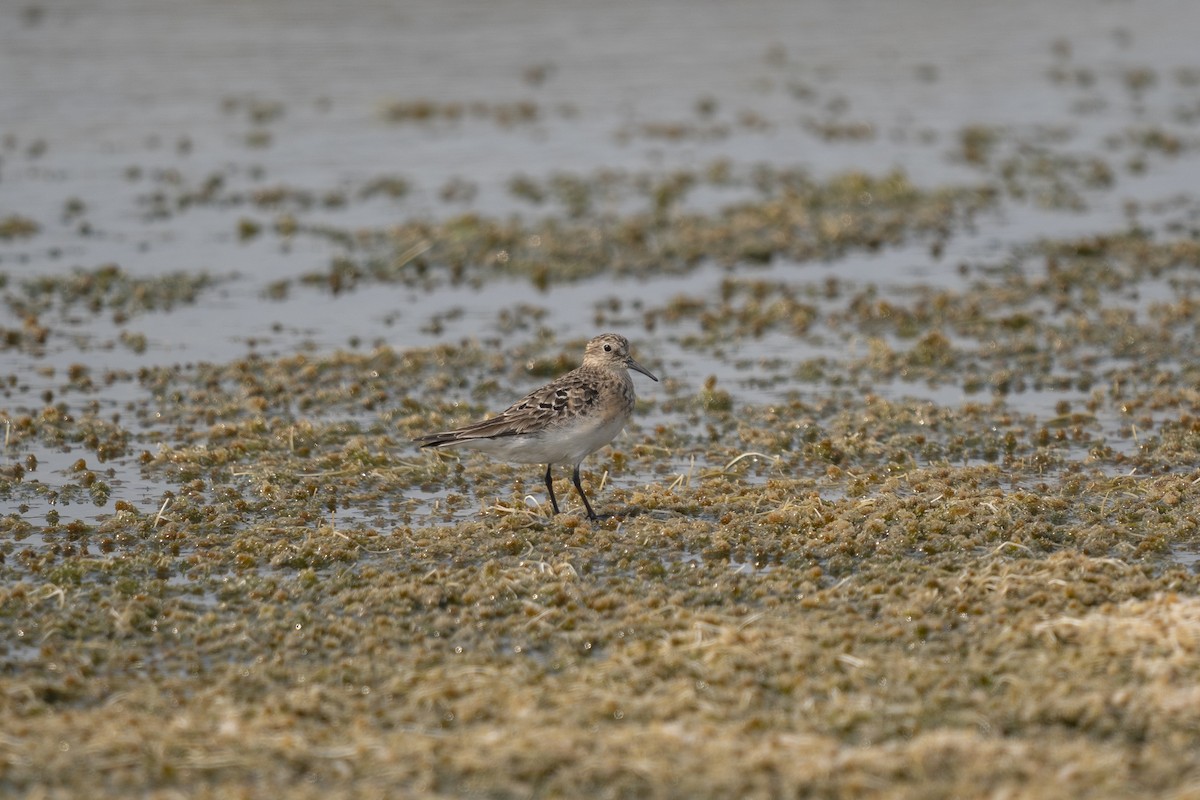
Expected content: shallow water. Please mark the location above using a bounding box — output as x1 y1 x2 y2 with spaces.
4 0 1200 529
8 7 1200 797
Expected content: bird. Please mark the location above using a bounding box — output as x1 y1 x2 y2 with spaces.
414 333 658 520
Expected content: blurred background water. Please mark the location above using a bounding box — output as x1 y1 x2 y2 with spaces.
4 0 1200 525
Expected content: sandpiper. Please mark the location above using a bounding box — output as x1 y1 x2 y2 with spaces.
414 333 658 520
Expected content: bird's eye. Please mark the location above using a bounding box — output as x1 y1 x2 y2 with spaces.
603 344 612 352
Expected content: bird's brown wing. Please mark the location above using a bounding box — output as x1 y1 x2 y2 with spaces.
414 369 600 447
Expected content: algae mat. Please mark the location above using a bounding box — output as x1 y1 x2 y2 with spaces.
5 1 1200 797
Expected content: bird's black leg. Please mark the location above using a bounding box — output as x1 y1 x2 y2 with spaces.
572 463 598 521
543 464 561 514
